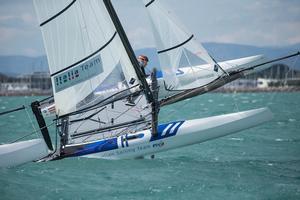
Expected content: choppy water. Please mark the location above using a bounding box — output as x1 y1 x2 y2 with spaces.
0 93 299 200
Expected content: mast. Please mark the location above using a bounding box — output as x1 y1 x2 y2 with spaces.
103 0 154 103
150 68 159 136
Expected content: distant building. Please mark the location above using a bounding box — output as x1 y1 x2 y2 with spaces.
21 72 52 90
255 63 300 79
224 79 257 89
0 72 52 96
1 83 30 91
257 78 276 88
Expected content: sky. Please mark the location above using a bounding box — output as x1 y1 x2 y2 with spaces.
0 0 299 57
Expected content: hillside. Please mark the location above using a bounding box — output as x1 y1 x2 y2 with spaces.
0 43 299 76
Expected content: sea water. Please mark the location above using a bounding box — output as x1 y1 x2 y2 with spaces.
0 92 299 200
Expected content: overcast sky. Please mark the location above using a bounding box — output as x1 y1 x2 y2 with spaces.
0 0 299 56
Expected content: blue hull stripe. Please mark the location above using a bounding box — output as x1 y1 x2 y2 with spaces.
66 138 118 157
150 121 185 141
125 134 129 147
121 135 124 148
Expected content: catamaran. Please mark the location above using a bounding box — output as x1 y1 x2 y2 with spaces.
0 0 299 168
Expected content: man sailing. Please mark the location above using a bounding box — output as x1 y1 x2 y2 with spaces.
126 55 149 106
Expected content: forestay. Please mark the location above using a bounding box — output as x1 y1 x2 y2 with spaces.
33 0 140 116
144 0 222 90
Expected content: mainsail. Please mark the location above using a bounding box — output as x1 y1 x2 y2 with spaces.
33 0 156 157
34 0 145 116
144 0 222 90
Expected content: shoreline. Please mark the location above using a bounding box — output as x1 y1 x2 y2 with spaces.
0 91 52 96
213 87 300 93
0 87 300 96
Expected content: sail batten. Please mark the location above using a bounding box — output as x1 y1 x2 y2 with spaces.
40 0 76 26
50 32 117 77
158 34 194 54
145 0 155 7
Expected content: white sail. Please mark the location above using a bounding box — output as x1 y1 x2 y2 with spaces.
144 0 221 90
33 0 140 116
33 0 154 152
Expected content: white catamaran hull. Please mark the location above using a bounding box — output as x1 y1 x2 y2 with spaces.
0 139 48 168
61 107 272 160
0 108 272 167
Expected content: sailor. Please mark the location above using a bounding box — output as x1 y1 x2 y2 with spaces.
126 55 149 106
137 54 149 77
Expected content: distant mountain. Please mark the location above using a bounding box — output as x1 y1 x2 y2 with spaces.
138 43 300 71
0 55 48 77
0 43 299 77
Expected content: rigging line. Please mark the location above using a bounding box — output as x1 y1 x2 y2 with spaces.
158 35 194 54
71 118 147 139
72 107 107 134
0 105 25 116
78 0 94 91
71 93 144 134
269 54 299 103
81 120 133 142
69 88 138 118
9 121 56 144
161 93 194 122
76 80 128 113
163 75 228 123
50 31 117 77
182 49 202 87
25 107 38 138
115 127 131 138
284 54 299 86
160 72 244 106
119 121 144 135
38 95 54 103
69 107 107 124
70 106 103 132
58 84 140 118
110 95 144 121
103 0 154 103
40 0 77 26
239 51 300 73
208 53 229 76
9 131 36 144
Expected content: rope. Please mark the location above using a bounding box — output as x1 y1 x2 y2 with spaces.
24 107 38 137
9 121 55 144
268 53 299 103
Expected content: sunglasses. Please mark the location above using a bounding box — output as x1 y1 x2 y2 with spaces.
139 58 148 62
